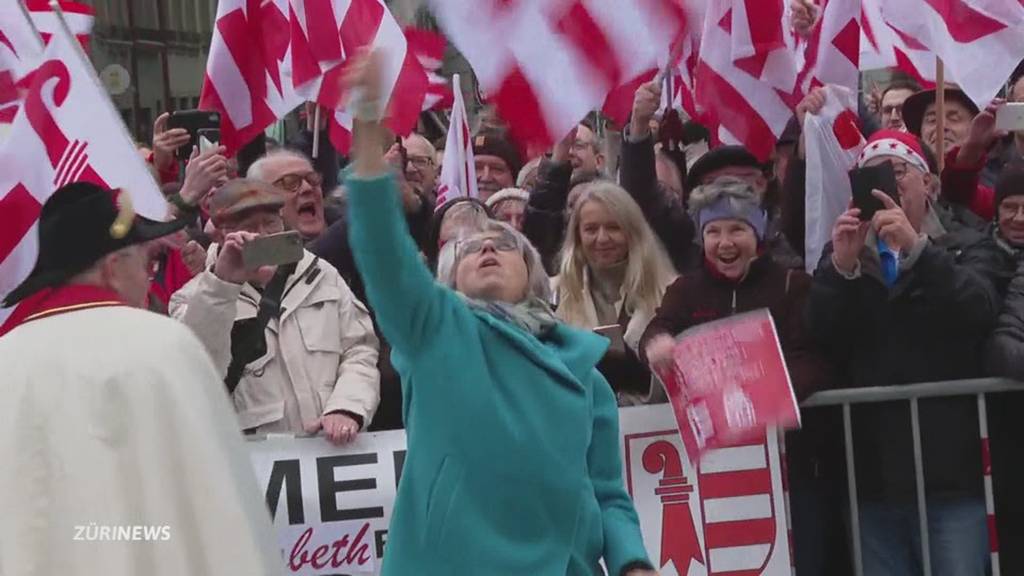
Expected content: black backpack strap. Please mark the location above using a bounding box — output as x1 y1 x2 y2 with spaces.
223 262 298 394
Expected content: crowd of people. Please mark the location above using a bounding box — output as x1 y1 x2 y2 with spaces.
4 30 1024 576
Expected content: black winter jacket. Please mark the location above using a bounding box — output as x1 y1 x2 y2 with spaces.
807 224 1000 500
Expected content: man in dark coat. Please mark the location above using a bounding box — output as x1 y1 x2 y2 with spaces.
807 130 999 576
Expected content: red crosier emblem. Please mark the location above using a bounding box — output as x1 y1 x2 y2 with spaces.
642 439 705 572
20 59 108 188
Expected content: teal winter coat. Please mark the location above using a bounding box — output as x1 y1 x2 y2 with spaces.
346 174 651 576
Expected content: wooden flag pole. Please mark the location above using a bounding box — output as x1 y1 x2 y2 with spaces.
935 58 946 172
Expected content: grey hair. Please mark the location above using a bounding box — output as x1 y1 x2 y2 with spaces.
436 219 552 303
686 176 761 220
246 149 312 182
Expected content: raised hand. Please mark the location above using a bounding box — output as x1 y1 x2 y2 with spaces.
831 207 869 275
630 80 663 139
152 112 191 171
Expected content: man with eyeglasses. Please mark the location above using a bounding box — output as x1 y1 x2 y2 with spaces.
170 179 381 445
403 133 439 202
809 129 1000 576
247 149 327 243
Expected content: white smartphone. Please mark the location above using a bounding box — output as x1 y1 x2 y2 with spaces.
197 128 220 154
594 324 626 354
995 103 1024 132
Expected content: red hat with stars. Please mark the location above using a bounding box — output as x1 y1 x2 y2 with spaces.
857 129 930 174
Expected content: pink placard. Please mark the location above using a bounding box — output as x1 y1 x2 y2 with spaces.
656 309 800 463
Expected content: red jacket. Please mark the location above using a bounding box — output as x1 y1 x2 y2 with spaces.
942 146 995 221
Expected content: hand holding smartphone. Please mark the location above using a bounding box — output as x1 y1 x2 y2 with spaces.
167 110 221 162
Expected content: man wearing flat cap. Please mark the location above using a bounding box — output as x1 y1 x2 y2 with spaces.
0 182 282 575
170 178 380 444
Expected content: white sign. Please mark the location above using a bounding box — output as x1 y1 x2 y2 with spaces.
248 404 792 576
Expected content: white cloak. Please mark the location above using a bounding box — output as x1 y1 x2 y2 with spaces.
0 306 283 575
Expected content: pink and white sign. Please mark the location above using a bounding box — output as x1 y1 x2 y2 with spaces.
657 309 801 463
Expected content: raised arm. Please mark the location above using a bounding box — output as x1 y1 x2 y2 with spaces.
343 53 459 358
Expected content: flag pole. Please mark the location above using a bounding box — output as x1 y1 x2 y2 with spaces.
17 0 46 47
935 57 946 172
312 106 321 159
48 0 172 220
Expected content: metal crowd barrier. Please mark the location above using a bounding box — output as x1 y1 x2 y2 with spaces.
801 378 1024 576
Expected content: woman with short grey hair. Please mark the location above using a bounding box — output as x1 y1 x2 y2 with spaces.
436 219 552 304
342 50 656 576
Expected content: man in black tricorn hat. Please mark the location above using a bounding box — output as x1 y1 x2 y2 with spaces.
0 182 282 575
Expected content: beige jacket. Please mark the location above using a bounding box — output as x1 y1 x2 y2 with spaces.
170 249 380 433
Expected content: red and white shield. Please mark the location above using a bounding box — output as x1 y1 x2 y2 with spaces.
621 405 791 576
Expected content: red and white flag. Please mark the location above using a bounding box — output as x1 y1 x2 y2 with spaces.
859 0 937 84
0 20 168 332
405 27 452 112
881 0 1024 107
795 0 861 95
201 0 428 155
695 0 799 161
319 1 429 154
429 0 689 149
802 84 864 273
0 2 44 125
25 0 94 52
434 73 477 207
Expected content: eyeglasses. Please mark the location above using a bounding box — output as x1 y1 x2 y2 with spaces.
457 234 519 258
273 171 323 193
407 155 434 169
891 162 911 182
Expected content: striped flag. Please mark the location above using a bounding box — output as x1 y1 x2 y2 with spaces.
695 0 799 161
428 0 689 149
434 73 476 207
25 0 93 52
795 0 861 95
405 27 452 112
201 0 428 155
880 0 1024 107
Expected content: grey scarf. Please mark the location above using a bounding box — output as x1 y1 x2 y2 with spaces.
462 295 559 338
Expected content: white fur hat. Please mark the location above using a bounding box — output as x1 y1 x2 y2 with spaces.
485 187 530 209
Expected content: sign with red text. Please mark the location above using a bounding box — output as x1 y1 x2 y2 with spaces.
247 404 791 576
656 309 800 463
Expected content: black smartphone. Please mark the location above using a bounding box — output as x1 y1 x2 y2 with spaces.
849 161 899 221
167 110 221 161
241 231 304 269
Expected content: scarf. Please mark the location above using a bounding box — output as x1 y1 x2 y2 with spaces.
462 295 559 338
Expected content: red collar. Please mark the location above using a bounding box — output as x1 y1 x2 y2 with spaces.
0 285 125 338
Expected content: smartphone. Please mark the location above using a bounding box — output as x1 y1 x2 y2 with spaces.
167 110 221 161
594 324 626 354
242 231 304 269
197 128 221 154
996 103 1024 132
849 161 899 221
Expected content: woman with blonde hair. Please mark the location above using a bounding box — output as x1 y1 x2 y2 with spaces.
557 180 677 404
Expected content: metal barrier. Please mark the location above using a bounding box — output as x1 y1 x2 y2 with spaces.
801 378 1024 576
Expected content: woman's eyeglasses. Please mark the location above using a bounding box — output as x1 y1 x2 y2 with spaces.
273 171 323 193
457 234 519 257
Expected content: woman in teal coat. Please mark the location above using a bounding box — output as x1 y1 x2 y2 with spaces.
343 53 656 576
